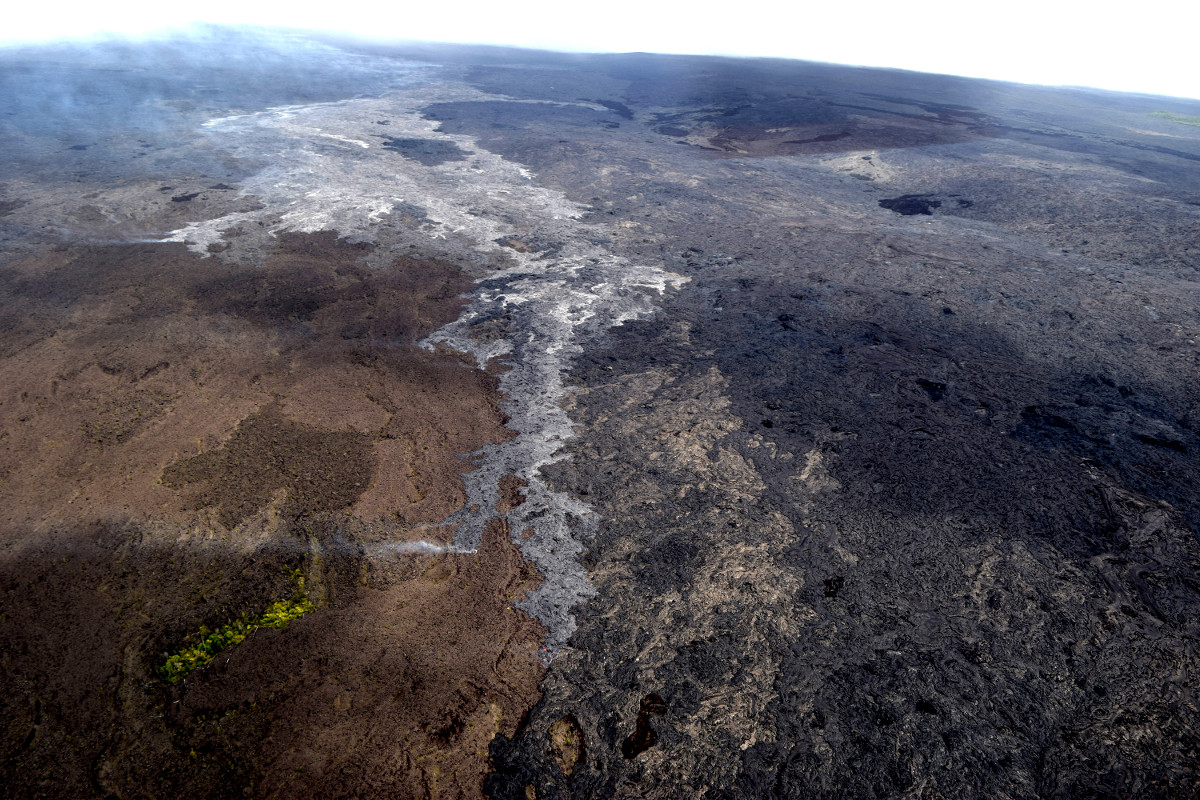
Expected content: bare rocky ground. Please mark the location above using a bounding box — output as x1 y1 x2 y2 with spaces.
0 231 547 797
2 27 1200 799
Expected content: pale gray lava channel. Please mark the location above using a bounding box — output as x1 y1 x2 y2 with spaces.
165 79 686 647
428 236 685 650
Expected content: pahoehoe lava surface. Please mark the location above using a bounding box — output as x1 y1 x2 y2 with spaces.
2 27 1200 800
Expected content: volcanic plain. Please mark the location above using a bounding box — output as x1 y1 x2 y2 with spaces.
1 28 1199 799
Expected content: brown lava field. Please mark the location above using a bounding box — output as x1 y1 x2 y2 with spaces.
0 232 545 797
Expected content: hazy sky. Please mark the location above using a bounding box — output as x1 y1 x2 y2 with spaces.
5 1 1199 100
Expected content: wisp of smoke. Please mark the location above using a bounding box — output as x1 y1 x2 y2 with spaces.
367 540 477 556
0 530 477 567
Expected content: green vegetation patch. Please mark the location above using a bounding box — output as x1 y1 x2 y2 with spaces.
158 570 315 684
1151 111 1200 127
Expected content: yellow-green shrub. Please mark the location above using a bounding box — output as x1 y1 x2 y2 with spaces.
157 572 315 684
